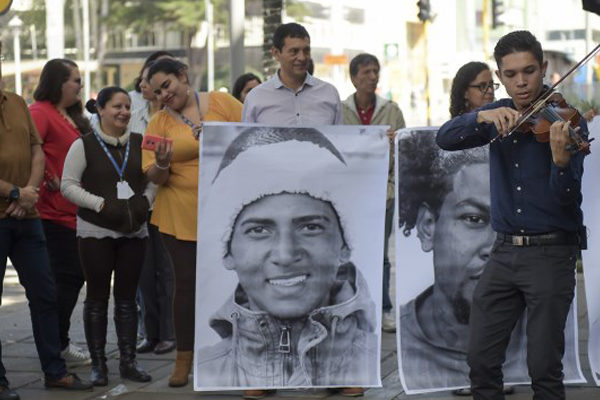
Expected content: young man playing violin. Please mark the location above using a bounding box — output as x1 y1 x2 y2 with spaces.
436 30 588 400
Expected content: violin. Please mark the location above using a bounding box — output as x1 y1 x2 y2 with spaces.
497 42 600 155
515 92 592 155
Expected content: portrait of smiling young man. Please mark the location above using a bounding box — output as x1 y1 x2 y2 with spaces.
226 193 350 321
437 30 588 400
193 125 388 390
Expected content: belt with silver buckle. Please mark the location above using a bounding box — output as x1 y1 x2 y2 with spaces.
498 231 579 247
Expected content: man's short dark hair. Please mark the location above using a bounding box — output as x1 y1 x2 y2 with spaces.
272 22 310 50
397 130 488 236
349 53 380 77
494 30 543 69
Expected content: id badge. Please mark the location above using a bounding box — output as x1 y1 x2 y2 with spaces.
116 181 134 200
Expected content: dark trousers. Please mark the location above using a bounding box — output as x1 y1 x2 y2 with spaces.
138 222 174 342
78 237 146 303
160 233 196 351
41 219 85 350
382 203 394 312
0 218 67 385
468 240 578 400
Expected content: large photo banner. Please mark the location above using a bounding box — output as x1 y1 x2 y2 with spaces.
193 123 389 391
394 128 585 394
583 116 600 386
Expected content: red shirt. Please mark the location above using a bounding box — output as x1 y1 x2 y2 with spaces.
29 101 82 230
357 103 375 125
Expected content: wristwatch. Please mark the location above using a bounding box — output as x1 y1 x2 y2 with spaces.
8 186 20 203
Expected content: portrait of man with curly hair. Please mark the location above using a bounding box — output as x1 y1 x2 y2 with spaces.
394 129 581 393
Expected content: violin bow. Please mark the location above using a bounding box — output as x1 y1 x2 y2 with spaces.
490 42 600 143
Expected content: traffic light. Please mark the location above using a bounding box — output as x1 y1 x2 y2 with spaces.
492 0 504 29
417 0 432 22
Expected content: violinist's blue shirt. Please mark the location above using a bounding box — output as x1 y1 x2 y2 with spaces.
436 97 587 235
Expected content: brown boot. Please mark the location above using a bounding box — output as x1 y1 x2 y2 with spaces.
338 387 365 397
168 350 193 387
242 389 276 399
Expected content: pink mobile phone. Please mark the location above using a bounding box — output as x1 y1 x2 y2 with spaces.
141 135 172 151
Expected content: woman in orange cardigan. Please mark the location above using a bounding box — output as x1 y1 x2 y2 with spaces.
142 58 242 387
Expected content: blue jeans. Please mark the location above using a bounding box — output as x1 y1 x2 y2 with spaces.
0 217 67 386
41 219 85 350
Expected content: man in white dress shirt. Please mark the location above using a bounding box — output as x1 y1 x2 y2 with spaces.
242 22 342 126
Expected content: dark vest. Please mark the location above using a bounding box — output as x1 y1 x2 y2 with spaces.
77 132 148 233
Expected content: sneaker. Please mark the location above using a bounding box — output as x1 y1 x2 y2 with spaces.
154 340 176 355
136 338 158 353
382 311 396 333
61 343 91 368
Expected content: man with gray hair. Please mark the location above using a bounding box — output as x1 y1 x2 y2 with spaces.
343 53 405 332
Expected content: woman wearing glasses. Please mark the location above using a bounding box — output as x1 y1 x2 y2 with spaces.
450 61 499 118
448 61 513 397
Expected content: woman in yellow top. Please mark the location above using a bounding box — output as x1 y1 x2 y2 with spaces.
141 58 242 387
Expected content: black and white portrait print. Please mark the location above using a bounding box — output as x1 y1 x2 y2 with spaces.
394 128 585 394
193 123 389 391
582 116 600 386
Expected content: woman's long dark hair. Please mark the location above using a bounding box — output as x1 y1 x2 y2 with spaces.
449 61 490 118
33 59 91 134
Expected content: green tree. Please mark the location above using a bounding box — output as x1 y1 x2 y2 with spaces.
261 0 308 78
107 0 228 89
2 0 89 60
262 0 282 78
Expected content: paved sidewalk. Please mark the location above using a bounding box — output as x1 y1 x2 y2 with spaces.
1 265 598 400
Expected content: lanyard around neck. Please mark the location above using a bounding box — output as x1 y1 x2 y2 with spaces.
167 91 203 138
93 129 130 180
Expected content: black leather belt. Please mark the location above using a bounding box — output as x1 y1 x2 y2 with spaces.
497 231 580 247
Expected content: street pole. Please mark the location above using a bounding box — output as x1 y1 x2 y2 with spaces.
482 0 489 61
45 0 65 59
206 0 214 91
229 0 245 90
30 25 38 59
330 1 343 87
82 0 91 101
424 20 431 126
585 11 593 100
9 16 22 95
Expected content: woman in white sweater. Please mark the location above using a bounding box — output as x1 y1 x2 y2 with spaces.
61 86 154 387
